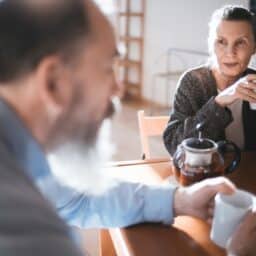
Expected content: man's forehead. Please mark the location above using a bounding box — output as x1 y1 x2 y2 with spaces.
74 0 118 59
85 38 118 61
87 15 118 57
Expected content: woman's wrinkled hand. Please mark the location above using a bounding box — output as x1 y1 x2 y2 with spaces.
215 74 256 107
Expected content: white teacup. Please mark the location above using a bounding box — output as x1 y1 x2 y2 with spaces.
249 102 256 110
250 86 256 110
210 189 254 248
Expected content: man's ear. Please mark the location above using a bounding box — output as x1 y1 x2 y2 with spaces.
35 56 73 117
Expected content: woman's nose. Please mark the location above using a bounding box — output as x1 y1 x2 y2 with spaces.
225 44 236 56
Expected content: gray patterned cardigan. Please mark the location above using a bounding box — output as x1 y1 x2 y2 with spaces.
163 65 256 155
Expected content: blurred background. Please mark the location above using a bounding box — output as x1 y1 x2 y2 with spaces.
94 0 255 162
84 1 255 254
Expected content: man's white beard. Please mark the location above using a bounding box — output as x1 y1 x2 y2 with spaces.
47 119 116 195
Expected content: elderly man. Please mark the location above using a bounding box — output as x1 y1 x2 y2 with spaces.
0 0 253 255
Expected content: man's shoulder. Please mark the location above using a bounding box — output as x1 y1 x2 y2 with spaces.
0 142 82 256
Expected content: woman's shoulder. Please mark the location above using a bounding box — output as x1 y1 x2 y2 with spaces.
178 64 212 88
182 64 211 79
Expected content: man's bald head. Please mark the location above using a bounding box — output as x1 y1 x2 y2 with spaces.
0 0 101 82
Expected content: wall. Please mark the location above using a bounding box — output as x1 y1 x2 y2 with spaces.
143 0 249 106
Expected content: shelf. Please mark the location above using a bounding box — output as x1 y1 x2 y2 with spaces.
117 0 145 99
126 82 141 88
124 82 142 99
119 12 144 17
120 36 143 43
118 59 141 68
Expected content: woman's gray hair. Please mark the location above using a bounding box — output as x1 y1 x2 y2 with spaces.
207 5 256 56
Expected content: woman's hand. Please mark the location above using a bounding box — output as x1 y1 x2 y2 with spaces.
215 74 256 107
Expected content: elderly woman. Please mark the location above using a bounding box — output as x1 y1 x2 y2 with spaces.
163 5 256 155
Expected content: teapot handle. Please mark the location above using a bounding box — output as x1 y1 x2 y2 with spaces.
173 144 184 170
217 140 241 174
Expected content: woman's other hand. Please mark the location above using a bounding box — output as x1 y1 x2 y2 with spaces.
215 74 256 107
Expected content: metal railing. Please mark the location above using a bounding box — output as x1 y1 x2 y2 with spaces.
150 48 209 113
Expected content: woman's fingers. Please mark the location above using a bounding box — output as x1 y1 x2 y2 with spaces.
237 86 256 102
237 93 256 103
242 81 256 90
244 74 256 83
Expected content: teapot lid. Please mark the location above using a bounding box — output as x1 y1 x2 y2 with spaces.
182 138 217 153
181 122 217 153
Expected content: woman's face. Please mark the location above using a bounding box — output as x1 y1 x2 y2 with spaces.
212 20 255 79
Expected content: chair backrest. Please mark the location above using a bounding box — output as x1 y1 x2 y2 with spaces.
137 110 169 159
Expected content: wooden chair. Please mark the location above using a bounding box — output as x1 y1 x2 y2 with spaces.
137 110 169 159
99 230 116 256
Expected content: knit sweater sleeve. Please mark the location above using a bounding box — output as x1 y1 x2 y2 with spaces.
163 69 233 156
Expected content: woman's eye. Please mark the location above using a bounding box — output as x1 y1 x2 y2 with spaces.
236 40 246 47
217 39 226 45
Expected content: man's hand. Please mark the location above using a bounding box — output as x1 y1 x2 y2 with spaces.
174 177 236 223
215 74 256 107
227 210 256 256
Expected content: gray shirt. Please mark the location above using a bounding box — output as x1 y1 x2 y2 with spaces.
0 101 83 255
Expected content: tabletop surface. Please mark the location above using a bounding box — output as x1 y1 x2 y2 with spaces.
105 152 256 256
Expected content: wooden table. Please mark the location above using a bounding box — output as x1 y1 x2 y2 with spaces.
100 152 256 256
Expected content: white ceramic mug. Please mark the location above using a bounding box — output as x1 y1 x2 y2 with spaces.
210 189 254 248
249 102 256 110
